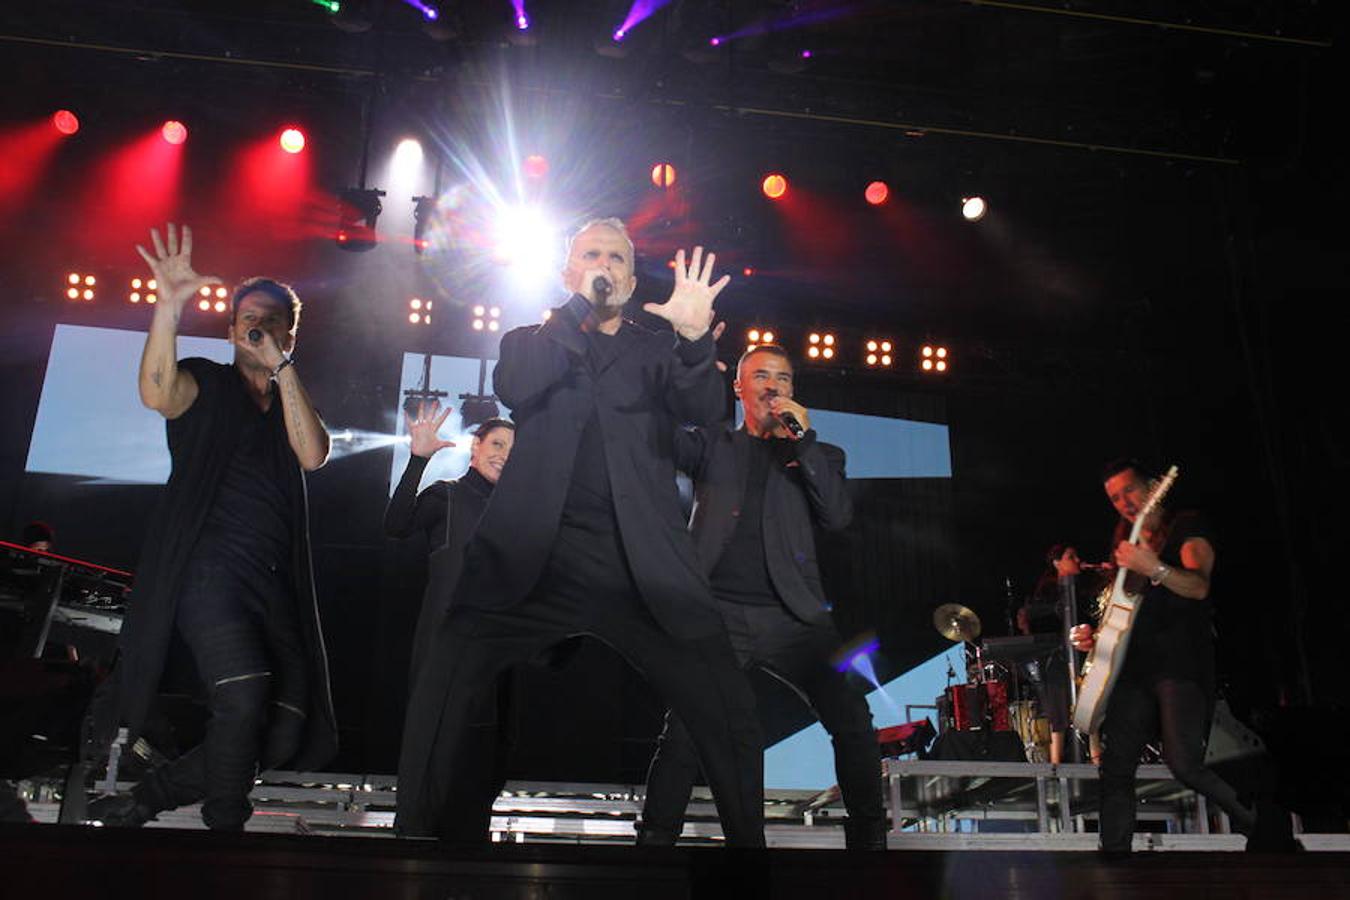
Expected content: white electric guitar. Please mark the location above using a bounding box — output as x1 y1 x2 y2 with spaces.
1072 464 1180 734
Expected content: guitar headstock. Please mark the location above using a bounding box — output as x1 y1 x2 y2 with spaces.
1139 464 1180 521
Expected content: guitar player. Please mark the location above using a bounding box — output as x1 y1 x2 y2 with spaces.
1070 459 1292 855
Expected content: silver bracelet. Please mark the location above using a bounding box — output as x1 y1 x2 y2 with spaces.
270 356 294 380
1149 563 1171 586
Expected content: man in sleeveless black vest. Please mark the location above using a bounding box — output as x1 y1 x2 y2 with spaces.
636 344 886 849
396 218 765 846
91 223 337 830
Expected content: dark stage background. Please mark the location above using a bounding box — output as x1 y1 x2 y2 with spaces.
1 1 1345 818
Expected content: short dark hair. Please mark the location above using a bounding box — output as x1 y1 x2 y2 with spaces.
474 417 515 439
1044 543 1072 568
736 343 793 378
21 520 55 547
1101 457 1157 484
232 277 302 332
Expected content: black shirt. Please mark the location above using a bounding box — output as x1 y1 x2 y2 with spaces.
708 435 793 607
1120 510 1217 688
199 390 292 565
560 330 621 534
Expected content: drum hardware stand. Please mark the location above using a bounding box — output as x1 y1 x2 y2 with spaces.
1059 574 1085 763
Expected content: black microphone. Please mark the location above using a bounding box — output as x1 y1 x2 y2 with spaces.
247 328 263 344
592 275 612 303
777 410 805 439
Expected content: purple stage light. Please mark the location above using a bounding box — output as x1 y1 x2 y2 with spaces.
800 49 812 59
399 0 438 21
612 0 671 41
517 13 529 29
709 36 721 46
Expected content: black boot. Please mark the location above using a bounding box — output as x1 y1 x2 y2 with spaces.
87 793 157 828
1246 799 1302 853
634 822 680 847
843 816 888 850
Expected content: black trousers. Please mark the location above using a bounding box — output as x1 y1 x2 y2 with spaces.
640 603 884 842
1099 676 1254 852
134 549 307 830
395 524 765 846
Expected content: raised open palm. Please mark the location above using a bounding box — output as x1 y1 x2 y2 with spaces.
643 246 730 341
135 223 222 314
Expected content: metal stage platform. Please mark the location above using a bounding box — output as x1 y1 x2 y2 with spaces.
17 762 1350 853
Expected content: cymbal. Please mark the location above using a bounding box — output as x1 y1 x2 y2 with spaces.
933 603 982 642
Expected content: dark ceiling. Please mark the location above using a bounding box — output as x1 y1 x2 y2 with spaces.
1 1 1340 353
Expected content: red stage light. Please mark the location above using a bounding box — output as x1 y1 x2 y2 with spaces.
865 181 889 206
762 173 788 200
279 128 306 154
651 162 677 188
52 110 80 136
523 154 549 179
743 266 755 277
161 120 187 145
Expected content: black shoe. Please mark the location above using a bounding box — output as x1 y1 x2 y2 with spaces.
634 823 679 847
843 816 888 850
1246 799 1302 853
87 793 156 828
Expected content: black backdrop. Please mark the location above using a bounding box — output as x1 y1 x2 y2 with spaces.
1 4 1345 804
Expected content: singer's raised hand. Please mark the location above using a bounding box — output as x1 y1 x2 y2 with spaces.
134 223 223 317
406 401 457 458
643 246 730 342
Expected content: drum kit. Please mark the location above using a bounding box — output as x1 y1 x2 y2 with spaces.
931 603 1053 762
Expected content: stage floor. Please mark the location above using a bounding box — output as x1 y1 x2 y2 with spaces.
5 823 1349 900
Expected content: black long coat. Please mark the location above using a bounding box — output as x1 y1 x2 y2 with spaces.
110 358 337 770
451 294 728 640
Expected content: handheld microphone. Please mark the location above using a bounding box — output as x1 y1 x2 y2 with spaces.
777 410 805 439
592 275 613 303
247 328 263 344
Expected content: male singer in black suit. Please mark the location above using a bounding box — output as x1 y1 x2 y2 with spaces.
637 344 887 849
396 218 764 846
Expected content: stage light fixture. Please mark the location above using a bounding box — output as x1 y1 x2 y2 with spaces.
651 162 676 189
309 0 341 12
962 196 987 221
746 327 776 349
807 332 836 361
541 309 553 322
472 304 501 332
742 267 755 277
65 272 97 302
523 154 549 180
280 128 306 154
865 181 890 206
412 196 437 255
399 0 438 20
865 339 894 367
408 296 433 326
161 120 187 145
921 344 949 373
53 110 79 136
198 299 210 311
336 187 386 251
762 173 788 200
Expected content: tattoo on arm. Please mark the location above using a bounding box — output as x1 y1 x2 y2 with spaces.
151 368 163 388
283 379 307 451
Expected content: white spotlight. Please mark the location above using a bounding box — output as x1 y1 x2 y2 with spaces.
492 205 557 287
962 196 987 222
